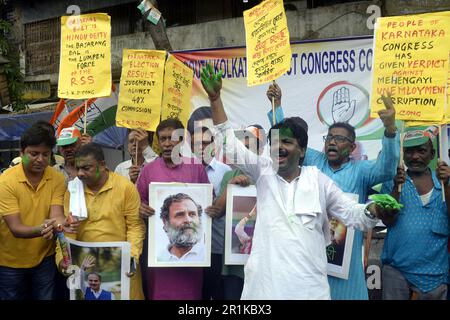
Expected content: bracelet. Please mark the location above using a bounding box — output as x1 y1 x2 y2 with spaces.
364 205 377 220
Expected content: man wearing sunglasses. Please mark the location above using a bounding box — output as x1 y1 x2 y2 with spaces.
267 84 399 300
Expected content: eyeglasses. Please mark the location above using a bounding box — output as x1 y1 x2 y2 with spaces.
323 135 354 143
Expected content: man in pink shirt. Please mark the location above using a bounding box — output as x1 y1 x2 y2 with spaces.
136 118 210 300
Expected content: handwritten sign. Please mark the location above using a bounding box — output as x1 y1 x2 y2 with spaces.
446 54 450 121
370 12 450 121
116 49 166 131
58 13 112 99
243 0 292 87
161 55 193 127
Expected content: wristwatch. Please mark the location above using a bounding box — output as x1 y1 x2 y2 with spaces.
364 205 377 219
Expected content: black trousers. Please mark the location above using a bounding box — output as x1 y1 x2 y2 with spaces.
202 253 224 300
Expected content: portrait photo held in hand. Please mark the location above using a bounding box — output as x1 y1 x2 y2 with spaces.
148 183 213 267
326 193 357 280
225 185 257 265
66 238 131 300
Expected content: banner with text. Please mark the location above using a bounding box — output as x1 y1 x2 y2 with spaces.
116 50 166 131
161 54 194 127
370 12 450 121
243 0 292 87
58 13 112 99
174 37 388 160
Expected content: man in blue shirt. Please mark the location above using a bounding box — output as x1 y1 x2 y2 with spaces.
381 129 450 300
267 83 399 299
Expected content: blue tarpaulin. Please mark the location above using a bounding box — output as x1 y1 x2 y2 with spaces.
0 111 127 149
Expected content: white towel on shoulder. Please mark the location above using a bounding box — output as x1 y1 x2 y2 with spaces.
68 177 88 220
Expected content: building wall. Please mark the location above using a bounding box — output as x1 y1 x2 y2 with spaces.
23 0 383 83
383 0 450 15
17 1 450 85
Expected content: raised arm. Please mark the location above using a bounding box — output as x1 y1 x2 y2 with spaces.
200 63 269 181
362 93 400 186
266 83 284 126
80 255 96 295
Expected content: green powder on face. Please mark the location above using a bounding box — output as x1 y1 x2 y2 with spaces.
278 127 294 139
22 154 30 167
341 148 350 157
95 166 101 180
75 157 82 168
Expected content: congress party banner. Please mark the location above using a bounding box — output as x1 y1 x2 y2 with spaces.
58 13 112 99
370 12 450 122
174 36 385 161
161 54 194 128
243 0 292 87
116 50 166 131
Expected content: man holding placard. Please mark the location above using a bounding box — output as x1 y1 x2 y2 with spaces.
136 119 210 300
380 129 450 300
115 128 157 183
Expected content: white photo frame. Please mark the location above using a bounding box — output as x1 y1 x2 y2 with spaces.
66 238 131 300
326 193 357 279
224 184 257 265
148 182 213 267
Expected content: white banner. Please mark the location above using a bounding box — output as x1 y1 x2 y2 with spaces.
175 36 385 160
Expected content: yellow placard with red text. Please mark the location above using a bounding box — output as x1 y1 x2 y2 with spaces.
370 11 450 122
243 0 292 87
161 54 193 127
58 13 112 99
116 49 166 131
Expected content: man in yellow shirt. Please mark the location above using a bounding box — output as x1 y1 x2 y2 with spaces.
59 143 146 300
0 123 70 300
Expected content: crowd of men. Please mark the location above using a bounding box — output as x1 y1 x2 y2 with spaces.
0 64 449 300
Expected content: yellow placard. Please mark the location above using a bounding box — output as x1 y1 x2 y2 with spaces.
405 120 447 127
58 13 112 99
116 50 166 131
370 11 450 122
161 54 193 127
446 54 450 121
243 0 292 87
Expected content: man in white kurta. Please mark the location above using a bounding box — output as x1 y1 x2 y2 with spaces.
215 121 379 299
198 63 395 300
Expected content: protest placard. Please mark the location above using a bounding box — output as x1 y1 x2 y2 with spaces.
161 54 193 127
370 12 450 121
243 0 292 87
58 13 112 99
116 49 166 131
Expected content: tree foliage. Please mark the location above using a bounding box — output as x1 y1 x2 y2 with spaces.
0 14 26 111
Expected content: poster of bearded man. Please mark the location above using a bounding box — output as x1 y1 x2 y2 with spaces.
148 183 213 267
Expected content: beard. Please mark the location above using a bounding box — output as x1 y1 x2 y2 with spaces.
166 221 202 248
